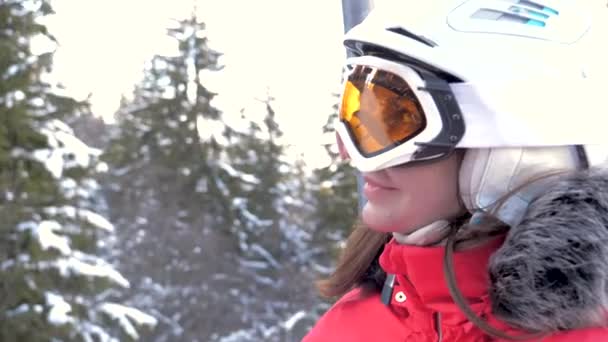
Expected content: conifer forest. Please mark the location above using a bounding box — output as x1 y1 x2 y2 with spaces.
0 1 358 341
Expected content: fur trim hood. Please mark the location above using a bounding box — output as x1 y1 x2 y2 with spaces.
489 167 608 332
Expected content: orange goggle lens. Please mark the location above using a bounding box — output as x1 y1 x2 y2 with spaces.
339 65 426 157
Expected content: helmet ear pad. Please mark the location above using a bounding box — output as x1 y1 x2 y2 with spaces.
459 147 583 226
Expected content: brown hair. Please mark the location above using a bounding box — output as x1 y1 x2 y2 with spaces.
316 215 472 299
316 219 391 299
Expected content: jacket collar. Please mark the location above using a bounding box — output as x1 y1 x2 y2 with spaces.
378 235 505 308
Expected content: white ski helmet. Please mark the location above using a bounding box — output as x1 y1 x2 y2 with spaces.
338 0 608 225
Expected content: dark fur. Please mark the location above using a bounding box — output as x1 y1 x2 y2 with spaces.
489 168 608 332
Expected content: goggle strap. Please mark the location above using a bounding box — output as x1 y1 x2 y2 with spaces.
415 141 454 148
574 145 590 169
411 67 466 160
417 81 452 93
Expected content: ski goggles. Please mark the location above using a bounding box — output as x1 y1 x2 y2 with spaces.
336 55 465 172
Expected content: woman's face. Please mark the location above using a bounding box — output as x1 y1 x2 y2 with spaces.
361 152 466 234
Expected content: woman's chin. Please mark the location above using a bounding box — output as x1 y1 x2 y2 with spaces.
361 203 411 233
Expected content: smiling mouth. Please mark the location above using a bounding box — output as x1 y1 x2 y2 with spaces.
363 177 395 190
363 179 397 201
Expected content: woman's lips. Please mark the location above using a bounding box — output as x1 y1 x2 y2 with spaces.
363 176 394 189
362 177 396 200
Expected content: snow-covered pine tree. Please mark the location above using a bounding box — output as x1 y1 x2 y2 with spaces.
0 1 155 341
213 95 328 341
103 13 239 342
310 96 359 271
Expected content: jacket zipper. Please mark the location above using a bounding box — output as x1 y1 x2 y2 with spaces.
435 312 443 342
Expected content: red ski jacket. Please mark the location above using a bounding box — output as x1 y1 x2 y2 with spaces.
304 237 608 341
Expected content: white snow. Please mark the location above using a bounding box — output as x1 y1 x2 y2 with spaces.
311 262 334 275
216 178 229 197
37 221 71 255
218 161 260 185
21 255 129 287
320 180 334 189
7 304 30 317
46 292 74 326
241 207 273 228
3 64 19 79
83 210 115 232
96 161 109 173
158 137 172 147
60 178 78 197
218 329 256 342
197 115 228 145
79 322 119 342
135 216 148 225
195 178 208 192
13 90 25 101
45 205 77 217
231 197 245 207
239 259 269 270
232 198 273 228
10 303 45 316
99 303 158 340
251 244 280 269
18 220 71 255
56 256 130 288
45 206 115 232
31 146 64 179
283 310 308 331
30 119 101 178
1 254 30 270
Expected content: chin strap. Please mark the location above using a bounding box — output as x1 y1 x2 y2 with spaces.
392 220 452 246
443 226 547 341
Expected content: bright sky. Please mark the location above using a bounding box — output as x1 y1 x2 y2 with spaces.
43 0 608 170
46 0 349 168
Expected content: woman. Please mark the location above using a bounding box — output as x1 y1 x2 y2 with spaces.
304 1 608 341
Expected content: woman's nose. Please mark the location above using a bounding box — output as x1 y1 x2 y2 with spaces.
336 133 351 161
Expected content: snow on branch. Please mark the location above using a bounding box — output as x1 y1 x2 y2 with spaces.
217 329 258 342
239 259 269 270
46 292 74 326
216 177 230 197
218 161 260 185
232 198 273 228
14 119 101 178
45 206 115 232
283 311 308 331
196 115 228 145
4 254 129 288
55 256 130 288
250 244 280 269
6 303 43 318
1 254 30 271
79 322 119 342
18 220 71 255
99 303 158 340
240 208 272 228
